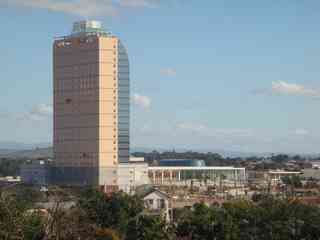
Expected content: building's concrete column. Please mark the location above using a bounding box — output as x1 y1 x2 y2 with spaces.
161 171 164 185
178 171 181 182
153 171 155 184
169 171 173 182
235 170 238 195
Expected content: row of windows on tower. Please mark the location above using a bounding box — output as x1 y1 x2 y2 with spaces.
55 64 97 76
54 87 129 96
54 65 129 79
55 76 120 87
55 59 125 68
54 87 130 96
55 77 129 83
55 85 129 93
55 63 127 74
56 38 119 51
112 54 118 153
55 37 97 48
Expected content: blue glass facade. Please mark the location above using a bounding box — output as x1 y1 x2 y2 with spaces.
117 40 130 163
159 159 206 167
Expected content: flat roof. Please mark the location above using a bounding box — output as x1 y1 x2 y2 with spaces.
269 171 301 174
55 20 111 40
148 166 245 170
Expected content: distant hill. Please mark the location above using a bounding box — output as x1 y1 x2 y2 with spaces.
0 141 51 150
131 147 269 158
0 147 53 159
131 147 320 158
0 144 317 160
0 149 17 155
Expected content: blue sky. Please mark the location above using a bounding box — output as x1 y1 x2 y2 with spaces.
1 0 320 153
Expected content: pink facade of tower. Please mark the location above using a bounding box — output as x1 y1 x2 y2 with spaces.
53 21 129 185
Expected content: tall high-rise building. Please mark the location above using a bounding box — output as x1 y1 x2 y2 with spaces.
53 21 130 186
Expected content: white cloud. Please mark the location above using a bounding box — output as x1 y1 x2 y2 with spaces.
211 128 254 137
133 94 151 109
139 123 152 133
160 68 177 77
271 81 320 98
23 104 53 121
0 111 13 120
177 122 253 137
117 0 158 7
0 104 52 122
177 123 207 132
293 129 309 136
5 0 115 16
30 103 52 116
2 0 159 16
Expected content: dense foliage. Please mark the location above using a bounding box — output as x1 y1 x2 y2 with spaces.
175 197 320 240
0 190 44 239
1 187 320 239
126 215 174 240
78 189 144 234
0 158 24 177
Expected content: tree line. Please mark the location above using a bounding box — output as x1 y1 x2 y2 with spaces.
0 158 25 177
132 151 314 169
132 151 240 166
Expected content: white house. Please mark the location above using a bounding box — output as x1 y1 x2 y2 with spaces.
143 189 171 222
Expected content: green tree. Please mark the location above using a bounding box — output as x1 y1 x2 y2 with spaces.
78 189 143 235
176 203 219 239
126 215 174 240
281 175 302 188
0 193 44 240
94 227 120 240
